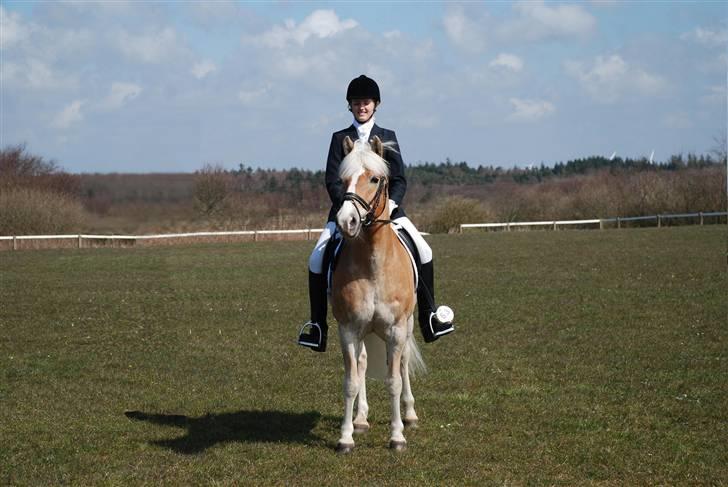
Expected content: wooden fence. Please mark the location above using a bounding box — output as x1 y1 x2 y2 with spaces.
2 211 726 251
0 228 325 251
460 211 727 233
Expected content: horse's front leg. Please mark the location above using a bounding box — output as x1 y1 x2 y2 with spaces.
337 328 359 453
353 342 370 433
386 324 407 450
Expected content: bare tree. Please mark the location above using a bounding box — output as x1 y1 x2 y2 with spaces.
193 163 230 216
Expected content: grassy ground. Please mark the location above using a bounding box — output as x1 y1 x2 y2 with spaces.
1 226 726 485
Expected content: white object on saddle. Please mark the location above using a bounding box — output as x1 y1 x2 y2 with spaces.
391 222 419 291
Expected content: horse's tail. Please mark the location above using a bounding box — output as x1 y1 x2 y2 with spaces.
363 334 388 380
406 333 427 378
363 333 427 380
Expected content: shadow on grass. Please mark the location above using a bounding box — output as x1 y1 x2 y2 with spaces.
125 409 331 454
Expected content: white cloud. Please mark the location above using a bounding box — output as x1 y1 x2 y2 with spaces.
565 54 668 103
499 1 596 42
258 10 357 49
115 27 182 63
445 2 594 51
100 82 142 110
507 98 555 122
0 6 30 49
191 60 217 79
1 12 94 61
3 58 77 90
681 27 728 47
489 53 524 72
26 59 56 88
52 100 85 129
443 6 488 52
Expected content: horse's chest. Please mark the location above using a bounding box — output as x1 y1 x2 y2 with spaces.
332 278 397 324
332 247 413 325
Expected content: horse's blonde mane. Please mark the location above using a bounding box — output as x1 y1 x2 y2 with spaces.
339 139 391 180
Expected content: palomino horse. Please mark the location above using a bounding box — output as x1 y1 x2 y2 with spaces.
331 135 425 453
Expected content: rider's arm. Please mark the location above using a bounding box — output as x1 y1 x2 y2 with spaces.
325 133 345 209
386 131 407 207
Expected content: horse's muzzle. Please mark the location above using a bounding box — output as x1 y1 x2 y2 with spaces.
336 202 361 239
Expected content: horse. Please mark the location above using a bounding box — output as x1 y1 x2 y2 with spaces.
330 135 425 453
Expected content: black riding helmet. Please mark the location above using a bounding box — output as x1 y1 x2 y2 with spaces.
346 75 380 103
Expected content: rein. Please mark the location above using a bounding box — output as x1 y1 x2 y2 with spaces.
343 177 391 227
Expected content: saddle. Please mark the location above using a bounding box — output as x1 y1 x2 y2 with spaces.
326 223 420 294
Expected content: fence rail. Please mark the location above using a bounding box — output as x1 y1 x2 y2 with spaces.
2 211 726 250
0 228 326 251
460 211 727 232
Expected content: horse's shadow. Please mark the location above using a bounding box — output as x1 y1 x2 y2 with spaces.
125 409 332 454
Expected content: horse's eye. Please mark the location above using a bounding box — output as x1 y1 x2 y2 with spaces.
370 177 380 184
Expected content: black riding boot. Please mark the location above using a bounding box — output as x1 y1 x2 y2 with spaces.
298 271 329 352
417 260 455 343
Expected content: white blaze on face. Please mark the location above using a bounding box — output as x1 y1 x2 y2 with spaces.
337 167 365 237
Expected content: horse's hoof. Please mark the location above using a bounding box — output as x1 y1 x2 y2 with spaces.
336 442 355 454
389 440 407 451
404 419 418 429
353 422 370 433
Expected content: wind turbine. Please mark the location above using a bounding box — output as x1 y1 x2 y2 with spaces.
649 149 655 164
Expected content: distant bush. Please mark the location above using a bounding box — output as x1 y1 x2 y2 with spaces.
0 187 87 235
423 197 488 234
0 144 80 196
0 145 87 235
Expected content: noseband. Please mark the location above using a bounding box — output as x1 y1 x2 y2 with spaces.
343 177 391 227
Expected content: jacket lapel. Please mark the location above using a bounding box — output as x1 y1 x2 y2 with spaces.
369 123 382 142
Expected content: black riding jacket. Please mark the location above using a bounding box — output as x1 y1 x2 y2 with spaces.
324 124 407 222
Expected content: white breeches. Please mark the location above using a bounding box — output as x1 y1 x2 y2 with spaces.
308 221 338 273
308 217 432 274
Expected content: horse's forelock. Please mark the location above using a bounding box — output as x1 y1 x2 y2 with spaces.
339 140 390 180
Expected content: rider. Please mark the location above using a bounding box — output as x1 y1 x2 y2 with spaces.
297 74 455 352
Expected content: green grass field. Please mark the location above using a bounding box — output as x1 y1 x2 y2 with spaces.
1 226 726 485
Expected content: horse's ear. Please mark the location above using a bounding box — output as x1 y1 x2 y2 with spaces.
343 136 355 156
371 135 384 157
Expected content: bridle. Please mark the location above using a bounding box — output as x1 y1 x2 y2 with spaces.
342 176 391 228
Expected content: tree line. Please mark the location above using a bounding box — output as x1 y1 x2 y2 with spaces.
1 143 726 235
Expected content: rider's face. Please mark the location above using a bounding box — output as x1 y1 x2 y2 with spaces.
350 98 377 123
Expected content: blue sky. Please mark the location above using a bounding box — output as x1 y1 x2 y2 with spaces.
1 1 726 173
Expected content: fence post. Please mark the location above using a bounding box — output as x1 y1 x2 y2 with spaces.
553 221 557 231
78 235 82 249
699 212 704 225
617 217 621 229
506 223 511 232
13 236 17 251
599 220 604 230
657 215 662 228
254 231 258 242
